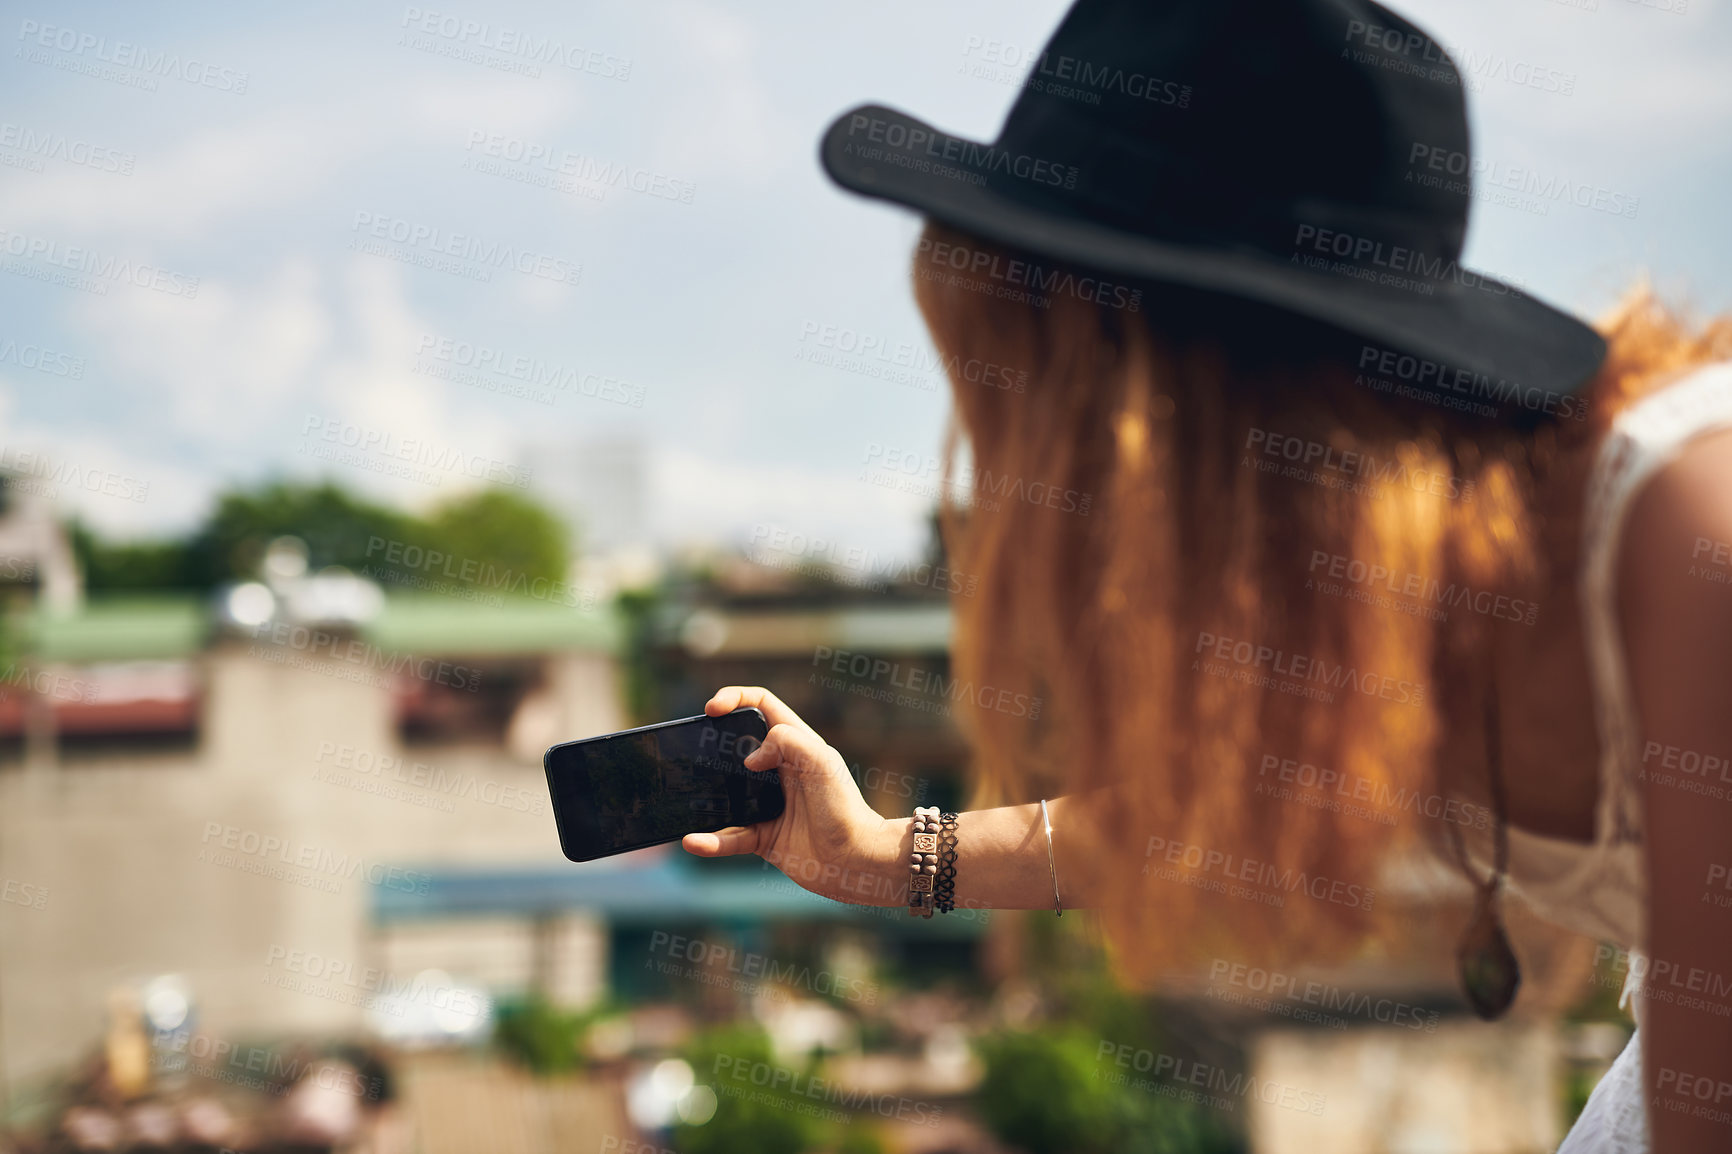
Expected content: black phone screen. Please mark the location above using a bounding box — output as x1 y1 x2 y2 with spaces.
543 708 781 862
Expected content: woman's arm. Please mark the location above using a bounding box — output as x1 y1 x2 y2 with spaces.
1618 428 1732 1153
847 793 1105 911
682 685 1102 911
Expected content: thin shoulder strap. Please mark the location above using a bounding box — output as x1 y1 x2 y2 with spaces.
1578 362 1732 849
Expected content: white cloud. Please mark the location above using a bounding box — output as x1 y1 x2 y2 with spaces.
298 257 533 515
645 0 802 185
655 445 931 560
0 389 208 537
72 258 331 441
0 72 584 242
0 115 343 240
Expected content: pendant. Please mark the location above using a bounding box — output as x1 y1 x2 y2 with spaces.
1457 883 1521 1020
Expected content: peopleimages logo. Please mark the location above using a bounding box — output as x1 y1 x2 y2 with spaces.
811 645 1042 720
647 931 878 1005
1193 629 1426 707
1290 222 1521 299
915 235 1142 312
1256 751 1491 832
1406 143 1641 220
710 1055 944 1127
0 336 84 378
263 945 486 1017
1143 835 1375 911
1095 1041 1326 1115
15 19 250 93
0 445 149 504
797 320 1029 394
1206 959 1441 1032
349 211 581 286
247 618 483 693
840 112 1079 191
300 416 532 489
363 536 593 609
413 335 643 407
959 38 1193 108
1306 549 1538 626
398 7 631 79
1244 425 1474 501
1357 344 1589 422
198 823 433 894
463 131 693 203
0 122 135 174
0 227 200 298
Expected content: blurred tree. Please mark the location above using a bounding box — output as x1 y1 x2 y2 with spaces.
615 585 667 726
974 1027 1239 1154
423 489 570 588
71 481 572 594
675 1024 815 1154
493 995 598 1075
184 480 424 585
974 1028 1123 1154
972 916 1242 1154
68 522 197 590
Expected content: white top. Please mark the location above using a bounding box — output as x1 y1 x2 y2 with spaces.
1493 361 1732 1153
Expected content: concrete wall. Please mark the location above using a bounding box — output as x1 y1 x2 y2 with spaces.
0 643 624 1084
1249 1022 1562 1153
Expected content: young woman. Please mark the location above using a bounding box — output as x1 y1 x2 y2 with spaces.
686 1 1732 1149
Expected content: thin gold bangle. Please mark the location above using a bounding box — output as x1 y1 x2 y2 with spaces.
1040 798 1062 916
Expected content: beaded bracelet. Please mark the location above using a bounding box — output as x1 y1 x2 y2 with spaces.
909 806 939 918
935 811 959 913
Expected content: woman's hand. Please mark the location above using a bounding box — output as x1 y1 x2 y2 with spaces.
681 686 902 906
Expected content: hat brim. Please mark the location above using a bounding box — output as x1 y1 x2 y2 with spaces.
821 104 1605 405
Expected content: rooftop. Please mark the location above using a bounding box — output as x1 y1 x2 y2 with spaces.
21 593 624 663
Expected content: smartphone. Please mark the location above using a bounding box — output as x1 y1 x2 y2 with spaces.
543 707 782 862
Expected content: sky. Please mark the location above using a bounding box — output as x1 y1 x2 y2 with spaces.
1 0 1728 564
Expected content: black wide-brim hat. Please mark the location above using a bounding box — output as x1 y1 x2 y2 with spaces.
819 0 1606 401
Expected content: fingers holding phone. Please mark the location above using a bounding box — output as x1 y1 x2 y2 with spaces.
685 687 891 905
704 685 808 733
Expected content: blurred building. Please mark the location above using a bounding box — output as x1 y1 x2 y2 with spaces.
0 471 83 613
0 583 625 1084
524 436 650 557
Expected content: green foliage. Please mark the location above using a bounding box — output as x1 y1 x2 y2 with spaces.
69 522 198 590
185 481 420 586
423 489 570 589
72 481 571 594
974 1028 1239 1154
615 585 667 725
833 1126 886 1154
491 996 602 1075
674 1024 815 1154
1558 953 1636 1129
1562 1065 1597 1130
974 1029 1121 1154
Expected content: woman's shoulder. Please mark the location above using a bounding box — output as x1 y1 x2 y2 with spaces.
1588 361 1732 596
1615 420 1732 615
1612 414 1732 806
1608 360 1732 612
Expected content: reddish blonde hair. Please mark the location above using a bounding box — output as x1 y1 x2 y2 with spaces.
914 220 1732 980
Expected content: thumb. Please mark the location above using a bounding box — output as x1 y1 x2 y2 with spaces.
682 825 764 858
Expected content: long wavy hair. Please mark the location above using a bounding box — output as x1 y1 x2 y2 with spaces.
914 218 1732 981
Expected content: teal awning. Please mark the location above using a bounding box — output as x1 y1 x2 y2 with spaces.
370 857 986 939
